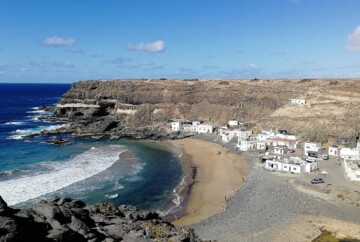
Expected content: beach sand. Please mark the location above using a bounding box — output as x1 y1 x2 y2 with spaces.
168 138 249 226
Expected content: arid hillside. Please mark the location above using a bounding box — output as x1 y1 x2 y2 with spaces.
53 78 360 142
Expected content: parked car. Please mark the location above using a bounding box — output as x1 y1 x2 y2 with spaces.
311 178 324 184
322 154 329 160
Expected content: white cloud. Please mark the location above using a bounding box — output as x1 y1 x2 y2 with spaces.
128 40 165 53
346 25 360 52
41 36 76 46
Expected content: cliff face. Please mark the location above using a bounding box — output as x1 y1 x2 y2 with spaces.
52 78 360 142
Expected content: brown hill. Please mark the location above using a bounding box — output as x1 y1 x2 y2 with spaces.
52 78 360 143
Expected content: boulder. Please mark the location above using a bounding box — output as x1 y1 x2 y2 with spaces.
0 196 203 242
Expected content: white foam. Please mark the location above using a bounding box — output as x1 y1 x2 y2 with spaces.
31 107 40 110
26 110 46 114
105 194 119 199
0 145 125 206
3 121 25 126
7 124 69 140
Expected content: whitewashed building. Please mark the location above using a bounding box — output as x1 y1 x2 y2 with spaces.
265 157 317 174
266 137 298 149
274 146 288 155
257 130 276 141
236 130 253 139
340 148 360 160
289 99 306 105
256 141 267 150
304 142 322 157
195 125 214 134
237 139 256 151
228 120 239 126
220 130 237 142
328 146 340 156
171 121 182 132
276 133 297 141
343 160 360 181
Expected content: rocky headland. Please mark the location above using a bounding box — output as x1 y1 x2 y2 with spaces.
44 78 360 143
0 196 202 242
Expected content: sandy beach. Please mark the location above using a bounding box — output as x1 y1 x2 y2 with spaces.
167 138 249 226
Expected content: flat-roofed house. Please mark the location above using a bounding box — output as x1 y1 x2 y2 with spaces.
304 142 322 157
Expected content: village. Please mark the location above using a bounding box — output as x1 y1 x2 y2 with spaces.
169 99 360 184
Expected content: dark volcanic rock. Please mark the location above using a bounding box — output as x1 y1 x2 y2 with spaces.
0 196 203 242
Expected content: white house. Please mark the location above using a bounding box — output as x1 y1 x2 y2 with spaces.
274 146 288 155
195 125 214 134
265 159 304 174
276 133 297 141
183 125 196 133
237 139 255 151
257 130 276 141
304 142 322 157
236 130 253 139
220 130 237 142
343 159 360 181
340 148 360 160
171 121 182 132
328 146 340 156
256 141 267 150
266 137 298 149
228 120 239 126
289 99 306 105
265 157 317 174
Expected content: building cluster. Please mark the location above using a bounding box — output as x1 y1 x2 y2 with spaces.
169 118 360 181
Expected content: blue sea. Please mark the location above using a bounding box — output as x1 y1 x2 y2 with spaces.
0 83 183 215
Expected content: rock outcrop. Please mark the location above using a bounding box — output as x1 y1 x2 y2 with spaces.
0 196 202 242
47 78 360 143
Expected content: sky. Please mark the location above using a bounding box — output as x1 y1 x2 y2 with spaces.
0 0 360 83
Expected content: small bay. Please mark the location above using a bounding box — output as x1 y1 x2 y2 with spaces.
0 83 182 215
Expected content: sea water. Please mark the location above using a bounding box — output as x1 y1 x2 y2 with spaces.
0 83 182 214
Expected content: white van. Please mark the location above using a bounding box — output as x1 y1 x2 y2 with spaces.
306 157 317 163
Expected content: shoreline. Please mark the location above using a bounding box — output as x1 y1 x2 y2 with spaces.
166 138 249 226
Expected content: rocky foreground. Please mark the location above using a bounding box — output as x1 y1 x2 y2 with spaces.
0 196 202 242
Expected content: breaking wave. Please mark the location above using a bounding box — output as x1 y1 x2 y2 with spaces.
7 124 69 140
0 145 126 206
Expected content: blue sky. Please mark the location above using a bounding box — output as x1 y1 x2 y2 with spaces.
0 0 360 83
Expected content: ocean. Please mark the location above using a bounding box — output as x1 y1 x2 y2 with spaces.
0 83 183 215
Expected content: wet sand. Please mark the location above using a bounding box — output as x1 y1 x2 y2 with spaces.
167 138 249 226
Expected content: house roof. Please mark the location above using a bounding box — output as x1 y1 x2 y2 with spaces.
267 137 297 143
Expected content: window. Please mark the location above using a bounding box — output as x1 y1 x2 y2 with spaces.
293 168 297 170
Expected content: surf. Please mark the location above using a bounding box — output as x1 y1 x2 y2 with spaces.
0 145 126 206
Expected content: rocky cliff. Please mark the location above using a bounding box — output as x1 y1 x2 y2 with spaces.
50 78 360 143
0 196 201 242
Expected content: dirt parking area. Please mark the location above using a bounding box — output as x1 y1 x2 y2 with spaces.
266 155 360 207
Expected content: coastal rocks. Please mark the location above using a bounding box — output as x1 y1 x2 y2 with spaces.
45 137 70 145
0 196 202 242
